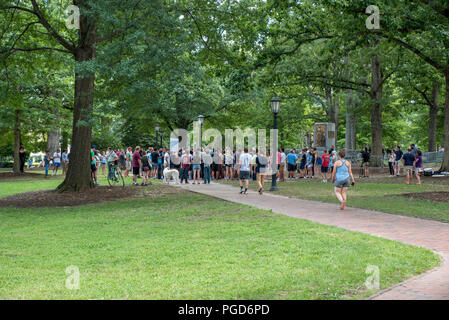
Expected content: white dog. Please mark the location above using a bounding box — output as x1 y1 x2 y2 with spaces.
163 167 180 184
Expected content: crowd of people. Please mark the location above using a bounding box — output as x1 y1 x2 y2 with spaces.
86 145 357 209
387 144 424 185
15 141 433 211
87 143 429 188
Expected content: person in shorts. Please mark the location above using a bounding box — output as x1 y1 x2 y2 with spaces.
361 146 370 178
287 149 298 179
256 150 268 194
150 148 159 179
320 149 330 182
402 148 416 185
192 149 202 184
299 149 307 178
225 149 233 180
53 149 61 176
394 145 403 176
238 147 252 194
132 146 142 186
91 145 98 185
414 150 423 185
140 152 151 186
331 149 355 210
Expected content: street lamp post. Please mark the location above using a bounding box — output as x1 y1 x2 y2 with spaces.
198 115 205 151
270 96 281 192
160 131 163 149
155 123 160 150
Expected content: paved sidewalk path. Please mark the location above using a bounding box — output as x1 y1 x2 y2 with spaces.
176 182 449 300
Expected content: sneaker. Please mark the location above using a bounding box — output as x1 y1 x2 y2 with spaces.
340 201 346 210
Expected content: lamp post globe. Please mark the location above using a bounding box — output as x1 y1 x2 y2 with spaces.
270 95 281 192
197 115 205 151
270 96 281 114
155 123 160 149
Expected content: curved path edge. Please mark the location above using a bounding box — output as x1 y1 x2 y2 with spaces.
175 182 449 300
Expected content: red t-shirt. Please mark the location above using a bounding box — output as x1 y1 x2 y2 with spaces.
132 151 141 168
321 154 330 168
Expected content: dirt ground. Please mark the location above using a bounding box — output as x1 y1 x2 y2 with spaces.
0 172 43 179
0 184 186 208
398 192 449 203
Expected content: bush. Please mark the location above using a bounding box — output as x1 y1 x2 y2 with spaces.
0 162 13 168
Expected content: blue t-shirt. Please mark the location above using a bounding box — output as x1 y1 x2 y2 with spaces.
403 153 415 166
287 153 297 165
158 153 163 164
307 155 313 165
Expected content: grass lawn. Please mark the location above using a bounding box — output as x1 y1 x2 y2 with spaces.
220 176 449 223
0 175 440 299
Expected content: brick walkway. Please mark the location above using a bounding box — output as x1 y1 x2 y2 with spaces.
176 182 449 300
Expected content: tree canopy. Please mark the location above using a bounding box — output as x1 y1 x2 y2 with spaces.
1 0 449 189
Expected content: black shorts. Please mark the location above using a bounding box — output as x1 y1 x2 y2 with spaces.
132 167 140 175
288 164 295 171
321 166 329 173
91 164 97 172
239 170 250 180
277 164 280 170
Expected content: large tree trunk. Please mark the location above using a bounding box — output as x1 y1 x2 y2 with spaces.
428 82 440 152
441 71 449 172
61 130 69 152
370 54 383 167
57 7 97 192
13 109 21 174
47 129 60 155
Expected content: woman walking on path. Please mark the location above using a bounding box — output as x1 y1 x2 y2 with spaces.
331 149 355 210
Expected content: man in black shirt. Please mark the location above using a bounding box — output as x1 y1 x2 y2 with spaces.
361 147 370 178
19 146 27 173
394 145 403 176
150 148 159 179
402 148 416 185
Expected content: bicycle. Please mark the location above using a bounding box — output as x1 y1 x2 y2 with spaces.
107 162 125 187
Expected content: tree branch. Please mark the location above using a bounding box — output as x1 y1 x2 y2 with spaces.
382 33 445 71
7 47 72 54
30 0 76 53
